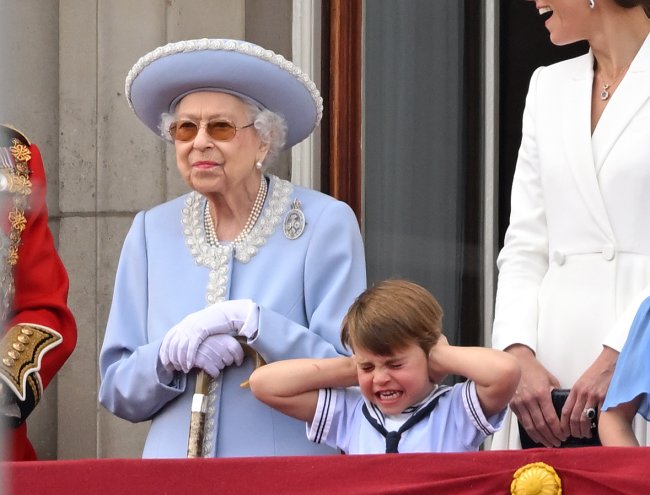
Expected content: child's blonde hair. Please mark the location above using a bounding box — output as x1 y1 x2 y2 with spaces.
341 279 443 355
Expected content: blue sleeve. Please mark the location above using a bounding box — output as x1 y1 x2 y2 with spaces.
98 211 187 422
250 199 366 361
603 297 650 420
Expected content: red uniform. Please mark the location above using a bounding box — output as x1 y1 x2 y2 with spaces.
0 125 77 460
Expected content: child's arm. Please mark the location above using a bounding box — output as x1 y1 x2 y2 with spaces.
428 337 521 418
599 397 641 447
249 356 358 422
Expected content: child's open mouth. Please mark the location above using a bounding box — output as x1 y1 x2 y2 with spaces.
376 390 403 401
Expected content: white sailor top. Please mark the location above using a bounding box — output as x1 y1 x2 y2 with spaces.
308 381 505 454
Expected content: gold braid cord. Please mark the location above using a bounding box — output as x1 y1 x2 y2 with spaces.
3 139 32 266
0 129 32 327
511 462 562 495
0 324 62 402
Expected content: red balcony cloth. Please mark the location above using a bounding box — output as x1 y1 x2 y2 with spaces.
5 446 650 494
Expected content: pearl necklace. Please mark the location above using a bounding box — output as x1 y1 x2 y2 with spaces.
204 174 268 247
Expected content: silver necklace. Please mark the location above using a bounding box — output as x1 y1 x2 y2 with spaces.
204 173 268 247
598 64 630 101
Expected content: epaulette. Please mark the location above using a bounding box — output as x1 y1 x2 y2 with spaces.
0 124 31 148
0 325 63 427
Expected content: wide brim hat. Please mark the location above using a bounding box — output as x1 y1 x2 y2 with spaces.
125 38 323 149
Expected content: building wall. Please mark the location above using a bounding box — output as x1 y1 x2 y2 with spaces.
1 0 292 459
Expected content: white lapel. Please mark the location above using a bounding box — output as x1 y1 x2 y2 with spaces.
592 33 650 173
561 52 614 239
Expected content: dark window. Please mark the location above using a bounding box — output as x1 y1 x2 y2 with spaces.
363 0 481 346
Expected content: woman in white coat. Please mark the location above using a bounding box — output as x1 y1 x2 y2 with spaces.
492 0 650 449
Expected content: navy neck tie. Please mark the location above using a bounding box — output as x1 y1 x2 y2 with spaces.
362 391 445 453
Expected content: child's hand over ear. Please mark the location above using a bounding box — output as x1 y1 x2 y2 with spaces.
428 334 450 383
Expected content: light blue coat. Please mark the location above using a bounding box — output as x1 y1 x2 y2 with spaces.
99 176 367 458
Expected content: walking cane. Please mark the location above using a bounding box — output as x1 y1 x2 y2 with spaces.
187 370 210 458
186 338 266 457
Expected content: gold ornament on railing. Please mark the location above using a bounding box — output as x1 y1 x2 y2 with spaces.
511 462 562 495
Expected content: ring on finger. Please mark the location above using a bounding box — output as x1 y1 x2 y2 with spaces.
583 407 597 420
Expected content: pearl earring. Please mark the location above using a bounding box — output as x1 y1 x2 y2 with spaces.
588 0 595 8
255 161 263 170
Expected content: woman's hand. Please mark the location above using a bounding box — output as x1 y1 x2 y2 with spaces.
160 333 244 378
560 346 618 439
159 299 259 373
193 334 245 378
506 344 564 447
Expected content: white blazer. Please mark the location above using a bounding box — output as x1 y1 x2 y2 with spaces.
491 34 650 447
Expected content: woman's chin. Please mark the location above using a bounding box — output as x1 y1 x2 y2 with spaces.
547 31 580 47
189 177 224 195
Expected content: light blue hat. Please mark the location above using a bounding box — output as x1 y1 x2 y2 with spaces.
125 39 323 148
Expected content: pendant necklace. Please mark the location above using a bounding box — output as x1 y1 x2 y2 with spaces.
598 64 630 101
600 82 611 101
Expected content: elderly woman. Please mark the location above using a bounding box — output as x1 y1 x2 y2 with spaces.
99 39 367 458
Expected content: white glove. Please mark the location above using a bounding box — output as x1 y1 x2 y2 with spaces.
159 299 259 373
193 334 245 378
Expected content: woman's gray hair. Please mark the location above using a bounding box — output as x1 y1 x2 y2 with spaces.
241 99 287 167
158 92 288 169
159 113 176 141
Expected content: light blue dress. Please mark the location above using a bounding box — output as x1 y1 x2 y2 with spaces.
99 175 367 458
602 297 650 420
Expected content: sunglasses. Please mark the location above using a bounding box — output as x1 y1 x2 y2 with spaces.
169 119 254 142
